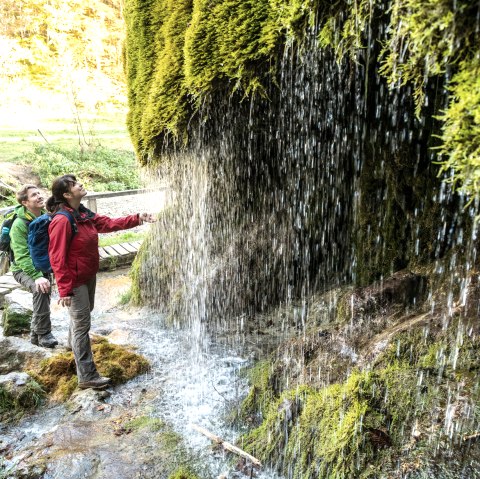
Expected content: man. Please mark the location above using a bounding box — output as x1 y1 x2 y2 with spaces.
9 184 58 348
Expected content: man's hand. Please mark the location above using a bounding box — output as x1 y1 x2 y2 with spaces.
139 212 156 224
35 277 50 294
58 297 72 307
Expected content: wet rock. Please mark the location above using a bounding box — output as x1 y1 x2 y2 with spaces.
0 331 51 374
67 388 112 417
345 271 428 320
2 290 33 336
0 372 45 417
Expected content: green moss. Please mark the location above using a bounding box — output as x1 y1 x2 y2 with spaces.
239 315 480 478
0 380 45 421
28 337 150 400
379 0 478 116
168 467 200 479
238 360 277 421
92 337 150 384
124 415 165 433
436 57 480 199
1 304 31 336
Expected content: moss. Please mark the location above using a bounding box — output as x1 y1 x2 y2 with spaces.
436 56 480 199
124 415 165 433
378 0 479 116
92 336 150 384
28 337 150 400
1 304 31 336
0 380 45 421
168 467 200 479
239 314 480 478
238 360 277 422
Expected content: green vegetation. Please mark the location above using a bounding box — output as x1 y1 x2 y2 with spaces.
29 337 150 401
0 379 45 421
20 144 140 192
99 231 145 247
1 304 31 336
168 467 201 479
239 313 480 478
123 415 165 433
124 0 480 194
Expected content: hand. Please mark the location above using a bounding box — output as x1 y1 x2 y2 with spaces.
35 277 51 294
139 212 156 224
58 297 72 307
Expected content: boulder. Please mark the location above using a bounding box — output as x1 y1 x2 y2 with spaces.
0 330 52 374
2 289 33 336
0 371 45 416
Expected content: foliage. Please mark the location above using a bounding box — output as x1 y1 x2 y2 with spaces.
20 144 140 192
168 467 200 479
436 57 480 199
239 316 480 478
99 231 145 247
378 0 478 116
0 0 125 86
0 379 46 421
124 0 480 194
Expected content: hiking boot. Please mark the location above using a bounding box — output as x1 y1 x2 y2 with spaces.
38 332 59 348
78 376 111 390
30 333 39 346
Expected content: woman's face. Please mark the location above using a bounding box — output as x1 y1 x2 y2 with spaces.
65 181 87 201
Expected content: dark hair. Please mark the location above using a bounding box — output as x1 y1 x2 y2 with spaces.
46 175 77 213
16 184 38 204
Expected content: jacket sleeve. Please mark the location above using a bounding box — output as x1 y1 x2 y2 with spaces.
93 214 140 234
48 215 74 297
10 218 43 280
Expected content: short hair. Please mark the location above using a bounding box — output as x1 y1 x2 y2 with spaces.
16 184 38 204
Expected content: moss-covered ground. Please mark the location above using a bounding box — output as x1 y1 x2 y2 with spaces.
28 336 150 401
236 270 480 478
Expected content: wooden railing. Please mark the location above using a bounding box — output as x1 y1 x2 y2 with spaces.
1 187 168 215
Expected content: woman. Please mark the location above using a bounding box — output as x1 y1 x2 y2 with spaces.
47 174 155 390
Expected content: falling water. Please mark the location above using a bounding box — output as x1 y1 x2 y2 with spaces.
135 3 480 478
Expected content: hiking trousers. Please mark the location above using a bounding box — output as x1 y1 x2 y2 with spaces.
68 276 99 382
12 270 52 336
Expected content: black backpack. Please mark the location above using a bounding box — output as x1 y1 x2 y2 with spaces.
0 208 21 261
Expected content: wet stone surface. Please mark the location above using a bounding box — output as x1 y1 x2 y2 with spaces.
0 268 280 479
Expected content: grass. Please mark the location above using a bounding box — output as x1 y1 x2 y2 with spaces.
0 116 133 163
98 231 146 247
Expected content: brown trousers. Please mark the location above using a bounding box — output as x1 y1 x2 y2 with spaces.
68 277 100 382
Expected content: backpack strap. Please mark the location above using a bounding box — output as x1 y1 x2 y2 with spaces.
54 210 78 236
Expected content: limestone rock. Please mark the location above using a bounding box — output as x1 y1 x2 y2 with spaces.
2 289 33 336
0 330 52 374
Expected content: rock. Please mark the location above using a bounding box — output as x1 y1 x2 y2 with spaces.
5 288 33 310
340 270 428 322
0 330 52 374
0 371 31 387
2 289 33 336
0 371 45 415
67 388 112 418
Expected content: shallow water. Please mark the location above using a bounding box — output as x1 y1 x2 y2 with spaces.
1 270 281 478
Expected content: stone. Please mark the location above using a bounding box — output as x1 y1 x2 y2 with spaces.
5 288 33 310
0 330 52 374
2 289 33 336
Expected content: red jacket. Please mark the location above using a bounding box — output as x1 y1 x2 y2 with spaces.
49 206 140 297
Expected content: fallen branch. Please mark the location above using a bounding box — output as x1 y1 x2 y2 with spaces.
463 432 480 443
191 424 262 467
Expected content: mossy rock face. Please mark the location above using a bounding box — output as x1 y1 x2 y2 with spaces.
0 372 45 421
28 337 150 401
2 303 31 336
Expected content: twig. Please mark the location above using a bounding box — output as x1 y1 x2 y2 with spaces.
191 424 262 467
37 129 50 144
